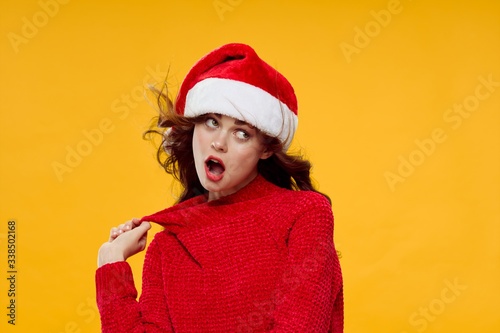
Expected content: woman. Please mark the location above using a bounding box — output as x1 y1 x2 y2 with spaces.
96 43 343 332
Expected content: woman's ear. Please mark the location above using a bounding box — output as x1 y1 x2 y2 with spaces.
259 149 273 160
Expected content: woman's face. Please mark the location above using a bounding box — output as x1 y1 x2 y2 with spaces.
192 113 272 201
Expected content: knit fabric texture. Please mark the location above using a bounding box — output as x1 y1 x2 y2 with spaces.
95 175 343 332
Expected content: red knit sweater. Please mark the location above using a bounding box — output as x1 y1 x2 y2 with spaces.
96 175 343 332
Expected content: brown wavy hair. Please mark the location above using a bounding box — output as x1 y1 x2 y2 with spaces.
143 82 330 203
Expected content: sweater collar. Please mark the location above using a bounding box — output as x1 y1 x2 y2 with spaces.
140 174 282 229
204 174 280 206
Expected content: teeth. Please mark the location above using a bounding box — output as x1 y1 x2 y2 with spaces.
210 159 220 164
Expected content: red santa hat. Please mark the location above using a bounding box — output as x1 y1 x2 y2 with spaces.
175 43 298 149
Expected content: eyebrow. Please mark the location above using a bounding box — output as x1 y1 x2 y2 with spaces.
212 113 255 128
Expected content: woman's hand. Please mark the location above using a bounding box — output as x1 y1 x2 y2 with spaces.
97 218 151 268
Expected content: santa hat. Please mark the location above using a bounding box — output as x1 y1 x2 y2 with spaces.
175 43 298 149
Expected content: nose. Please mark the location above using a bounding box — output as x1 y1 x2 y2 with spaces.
211 132 227 153
211 141 227 152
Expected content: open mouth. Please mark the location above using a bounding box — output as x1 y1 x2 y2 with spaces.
205 156 225 180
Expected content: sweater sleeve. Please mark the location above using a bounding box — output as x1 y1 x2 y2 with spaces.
95 235 174 333
269 194 344 333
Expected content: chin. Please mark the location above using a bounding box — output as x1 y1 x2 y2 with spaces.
197 174 223 192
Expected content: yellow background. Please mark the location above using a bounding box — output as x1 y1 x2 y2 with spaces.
1 0 499 332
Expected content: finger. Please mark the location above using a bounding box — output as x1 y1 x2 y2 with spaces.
137 233 148 251
109 221 132 242
131 222 151 237
118 221 136 234
109 220 150 243
130 218 142 228
138 221 151 235
118 219 140 232
109 227 119 241
121 221 133 232
136 223 151 250
129 222 151 242
113 222 152 260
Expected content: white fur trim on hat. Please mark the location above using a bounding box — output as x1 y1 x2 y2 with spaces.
184 78 298 149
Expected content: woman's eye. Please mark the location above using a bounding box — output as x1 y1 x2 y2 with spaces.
235 130 250 140
205 118 218 128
